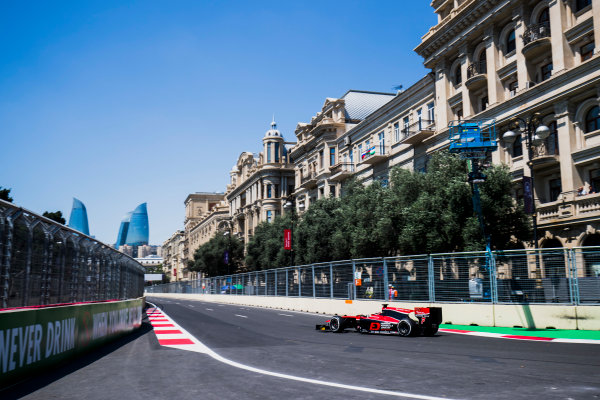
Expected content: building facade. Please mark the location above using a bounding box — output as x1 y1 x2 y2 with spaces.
161 230 187 281
184 192 227 257
414 0 600 251
290 90 396 211
226 120 296 245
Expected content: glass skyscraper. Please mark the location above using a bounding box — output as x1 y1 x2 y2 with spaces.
115 203 149 249
68 198 90 235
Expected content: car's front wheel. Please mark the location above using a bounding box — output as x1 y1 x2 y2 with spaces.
329 316 343 333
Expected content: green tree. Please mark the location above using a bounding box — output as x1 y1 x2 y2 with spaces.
0 187 13 202
43 210 66 225
246 214 293 270
189 233 244 277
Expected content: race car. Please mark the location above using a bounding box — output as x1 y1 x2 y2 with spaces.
315 304 442 337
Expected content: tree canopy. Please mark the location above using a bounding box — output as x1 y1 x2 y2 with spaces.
0 187 13 203
43 211 66 225
242 151 531 271
189 232 244 277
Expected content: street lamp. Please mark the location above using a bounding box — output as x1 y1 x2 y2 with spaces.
502 114 550 294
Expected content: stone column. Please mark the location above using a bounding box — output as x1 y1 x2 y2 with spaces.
485 25 503 106
594 0 600 54
513 7 529 88
460 45 474 117
555 100 579 194
549 0 572 72
434 60 450 127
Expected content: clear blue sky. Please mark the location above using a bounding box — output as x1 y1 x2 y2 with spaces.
0 1 437 246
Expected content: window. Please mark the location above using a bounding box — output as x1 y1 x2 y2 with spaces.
403 116 410 136
453 64 462 85
394 122 400 142
329 147 336 167
512 134 523 158
267 142 272 163
541 63 553 81
585 106 600 133
576 0 591 12
378 131 385 153
545 121 559 155
480 95 489 112
266 210 272 223
275 184 280 198
427 102 435 122
274 142 280 162
329 185 336 197
456 108 463 121
267 184 272 198
509 80 518 96
288 184 294 196
549 178 562 202
590 169 600 193
581 42 595 61
319 150 324 168
506 30 516 53
417 109 422 130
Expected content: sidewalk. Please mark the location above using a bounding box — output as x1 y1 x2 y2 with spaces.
439 324 600 343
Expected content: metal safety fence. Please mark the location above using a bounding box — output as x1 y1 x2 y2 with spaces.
0 200 145 309
146 247 600 305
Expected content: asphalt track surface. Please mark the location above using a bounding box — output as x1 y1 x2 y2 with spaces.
4 297 600 400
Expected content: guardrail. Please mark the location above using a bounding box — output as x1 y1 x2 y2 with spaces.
146 248 600 305
0 199 145 308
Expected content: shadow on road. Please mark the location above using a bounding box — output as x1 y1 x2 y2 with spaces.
0 322 154 400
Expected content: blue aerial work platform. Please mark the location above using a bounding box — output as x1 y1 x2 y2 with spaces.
448 120 497 159
447 119 499 302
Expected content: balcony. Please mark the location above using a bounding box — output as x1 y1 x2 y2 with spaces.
400 120 435 145
329 162 356 181
522 22 551 59
359 145 390 165
531 138 560 170
465 60 487 90
537 192 600 225
300 171 318 189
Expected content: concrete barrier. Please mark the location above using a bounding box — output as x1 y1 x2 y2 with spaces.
0 298 144 389
147 293 600 330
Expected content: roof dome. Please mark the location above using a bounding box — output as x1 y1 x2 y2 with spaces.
264 118 282 138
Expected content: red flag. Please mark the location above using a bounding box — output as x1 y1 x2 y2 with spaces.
284 229 292 250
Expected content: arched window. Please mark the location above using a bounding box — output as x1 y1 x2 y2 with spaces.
539 8 550 24
478 49 487 73
506 30 516 53
585 105 600 133
453 64 462 85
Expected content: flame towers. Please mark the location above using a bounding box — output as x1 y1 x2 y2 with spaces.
68 198 90 235
115 203 149 249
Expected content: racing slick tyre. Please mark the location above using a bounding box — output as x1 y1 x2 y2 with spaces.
422 326 439 336
329 316 343 333
397 318 415 337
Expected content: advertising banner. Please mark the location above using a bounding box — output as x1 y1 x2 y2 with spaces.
0 298 143 388
284 229 292 250
523 176 534 214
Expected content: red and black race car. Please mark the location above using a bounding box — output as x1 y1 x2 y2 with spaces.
316 304 442 337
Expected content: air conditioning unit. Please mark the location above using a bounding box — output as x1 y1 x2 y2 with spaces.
343 137 351 146
526 81 536 89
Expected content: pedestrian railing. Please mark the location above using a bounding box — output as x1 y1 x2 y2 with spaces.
146 247 600 305
0 199 145 309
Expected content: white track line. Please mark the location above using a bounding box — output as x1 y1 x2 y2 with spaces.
146 302 460 400
234 314 248 318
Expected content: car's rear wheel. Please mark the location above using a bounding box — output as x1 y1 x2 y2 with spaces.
397 318 413 337
329 316 343 333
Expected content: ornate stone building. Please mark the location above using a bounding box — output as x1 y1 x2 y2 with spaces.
226 120 296 245
184 192 227 258
290 90 396 211
414 0 600 251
